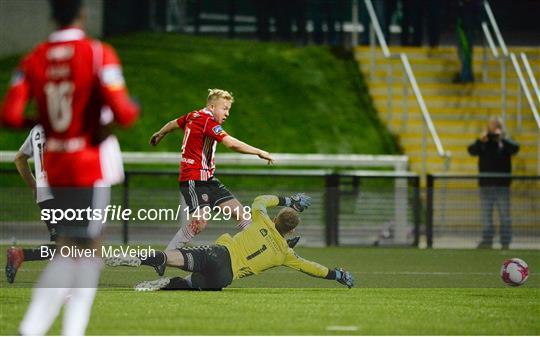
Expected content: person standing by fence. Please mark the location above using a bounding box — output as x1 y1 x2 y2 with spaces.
468 117 519 250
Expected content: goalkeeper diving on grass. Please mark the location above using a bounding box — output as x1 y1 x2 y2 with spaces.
105 194 354 290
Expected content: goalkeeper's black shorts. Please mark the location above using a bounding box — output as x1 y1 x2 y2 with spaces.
177 244 233 290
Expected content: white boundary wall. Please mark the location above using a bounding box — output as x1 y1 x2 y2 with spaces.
0 151 408 171
0 0 103 57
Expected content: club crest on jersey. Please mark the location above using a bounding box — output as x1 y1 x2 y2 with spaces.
10 70 24 86
259 229 268 237
212 125 224 135
201 194 209 202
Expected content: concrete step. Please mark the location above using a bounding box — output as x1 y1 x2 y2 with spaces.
397 130 538 141
398 135 538 148
403 145 537 158
358 62 540 76
409 157 538 175
383 119 539 133
406 149 538 161
373 94 518 102
354 46 540 60
354 56 510 66
355 44 540 175
368 83 524 97
361 73 529 84
355 55 540 66
371 94 530 108
376 105 538 117
380 113 538 124
360 68 530 81
355 59 539 73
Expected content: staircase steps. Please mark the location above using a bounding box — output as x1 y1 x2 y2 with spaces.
355 45 540 175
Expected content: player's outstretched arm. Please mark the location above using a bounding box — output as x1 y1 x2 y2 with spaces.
283 250 354 288
221 135 274 164
150 119 179 146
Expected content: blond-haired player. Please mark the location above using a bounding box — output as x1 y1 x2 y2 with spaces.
149 89 299 264
106 194 354 290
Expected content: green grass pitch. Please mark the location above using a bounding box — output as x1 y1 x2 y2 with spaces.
1 247 539 335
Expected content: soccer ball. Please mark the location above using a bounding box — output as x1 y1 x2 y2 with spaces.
500 258 529 286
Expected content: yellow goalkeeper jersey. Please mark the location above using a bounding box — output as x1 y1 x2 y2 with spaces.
215 195 329 280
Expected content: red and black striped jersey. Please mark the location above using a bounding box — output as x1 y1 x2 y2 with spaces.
176 108 228 181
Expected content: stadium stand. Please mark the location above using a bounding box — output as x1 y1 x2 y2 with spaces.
356 45 540 175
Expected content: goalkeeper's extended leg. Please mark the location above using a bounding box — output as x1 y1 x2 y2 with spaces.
104 251 167 276
135 276 195 291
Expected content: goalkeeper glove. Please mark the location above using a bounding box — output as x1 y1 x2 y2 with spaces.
283 193 312 212
334 268 354 288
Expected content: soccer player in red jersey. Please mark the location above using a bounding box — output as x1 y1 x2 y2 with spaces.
150 89 285 250
0 0 139 335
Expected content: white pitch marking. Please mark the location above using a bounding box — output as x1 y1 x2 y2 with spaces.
326 325 359 331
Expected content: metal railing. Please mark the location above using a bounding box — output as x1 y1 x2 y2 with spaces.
362 0 451 176
482 0 540 128
481 0 540 174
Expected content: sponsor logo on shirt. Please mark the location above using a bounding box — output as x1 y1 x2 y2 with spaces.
181 157 195 164
100 65 125 90
47 45 74 61
212 125 225 135
47 65 71 79
10 70 24 86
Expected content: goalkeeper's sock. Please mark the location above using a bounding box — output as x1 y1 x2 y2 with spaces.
19 257 76 335
23 245 55 261
62 257 102 336
140 251 166 267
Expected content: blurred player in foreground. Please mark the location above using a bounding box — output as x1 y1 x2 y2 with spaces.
106 194 354 290
149 89 299 255
0 0 139 334
5 125 56 283
7 113 125 283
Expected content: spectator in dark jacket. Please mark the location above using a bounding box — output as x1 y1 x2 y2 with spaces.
468 117 519 249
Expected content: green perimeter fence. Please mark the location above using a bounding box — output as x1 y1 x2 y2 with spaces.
1 168 420 248
1 169 539 249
